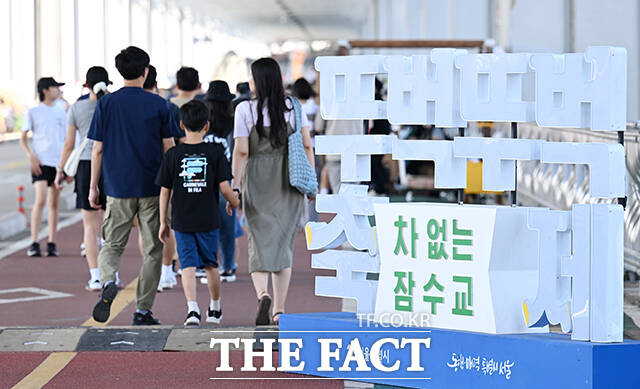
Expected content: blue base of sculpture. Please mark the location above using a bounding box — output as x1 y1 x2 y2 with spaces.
278 312 640 389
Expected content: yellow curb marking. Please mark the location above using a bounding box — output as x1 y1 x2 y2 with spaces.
11 277 139 388
11 352 77 389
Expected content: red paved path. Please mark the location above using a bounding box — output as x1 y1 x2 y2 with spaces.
45 351 342 389
0 352 49 387
0 219 338 327
0 218 344 387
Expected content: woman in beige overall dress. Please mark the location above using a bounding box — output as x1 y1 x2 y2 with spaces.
231 58 314 325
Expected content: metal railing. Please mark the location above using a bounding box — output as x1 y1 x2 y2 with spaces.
516 123 640 273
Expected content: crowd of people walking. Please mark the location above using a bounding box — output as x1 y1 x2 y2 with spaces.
20 45 317 326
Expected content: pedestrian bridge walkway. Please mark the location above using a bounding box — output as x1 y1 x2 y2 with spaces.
0 217 341 387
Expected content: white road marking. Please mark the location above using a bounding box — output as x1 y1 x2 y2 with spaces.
110 341 134 345
0 287 73 304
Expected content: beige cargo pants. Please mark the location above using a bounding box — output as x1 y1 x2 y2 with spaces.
98 196 162 311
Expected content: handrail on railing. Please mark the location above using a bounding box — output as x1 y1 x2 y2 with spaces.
516 123 640 273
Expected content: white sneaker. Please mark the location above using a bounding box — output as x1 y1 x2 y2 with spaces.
184 311 201 326
220 269 236 283
157 284 163 293
176 268 182 276
195 268 206 278
199 276 208 284
85 280 101 291
159 277 174 290
80 243 86 257
206 308 223 324
168 272 178 287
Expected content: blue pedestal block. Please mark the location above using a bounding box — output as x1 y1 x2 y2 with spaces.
278 312 640 389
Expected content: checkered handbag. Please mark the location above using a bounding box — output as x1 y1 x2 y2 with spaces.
287 96 318 197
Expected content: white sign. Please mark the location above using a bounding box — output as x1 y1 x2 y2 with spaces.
373 203 544 334
384 50 467 127
309 47 627 343
315 46 627 130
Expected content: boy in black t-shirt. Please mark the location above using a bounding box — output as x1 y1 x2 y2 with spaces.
156 100 240 326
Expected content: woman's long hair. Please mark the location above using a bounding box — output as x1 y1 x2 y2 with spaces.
251 57 290 148
205 99 233 138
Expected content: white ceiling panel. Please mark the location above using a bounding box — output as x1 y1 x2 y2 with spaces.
180 0 373 42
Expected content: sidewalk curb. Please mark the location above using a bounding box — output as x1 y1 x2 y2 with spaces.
0 212 27 240
0 132 22 143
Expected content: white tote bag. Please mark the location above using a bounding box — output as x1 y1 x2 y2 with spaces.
63 137 90 177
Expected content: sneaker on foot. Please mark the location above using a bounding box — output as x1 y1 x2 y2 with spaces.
132 311 160 325
169 272 178 287
92 282 118 322
46 242 59 257
85 280 101 291
159 277 168 289
161 272 177 289
199 276 208 285
80 242 86 257
184 311 201 326
206 308 223 324
220 269 236 283
27 242 41 257
195 268 206 278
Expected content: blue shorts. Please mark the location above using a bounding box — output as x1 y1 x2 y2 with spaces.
174 229 219 269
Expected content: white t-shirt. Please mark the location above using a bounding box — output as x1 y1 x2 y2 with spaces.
301 99 318 133
234 99 309 138
22 103 67 167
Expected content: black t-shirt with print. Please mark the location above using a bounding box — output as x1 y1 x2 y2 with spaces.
156 142 232 232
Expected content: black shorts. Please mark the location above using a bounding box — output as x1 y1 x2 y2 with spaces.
75 160 106 211
31 165 57 186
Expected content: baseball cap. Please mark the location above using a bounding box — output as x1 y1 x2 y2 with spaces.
37 77 65 92
86 66 112 88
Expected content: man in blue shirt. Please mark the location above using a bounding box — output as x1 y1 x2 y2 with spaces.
88 46 180 325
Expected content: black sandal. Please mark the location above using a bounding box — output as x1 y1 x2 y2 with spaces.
272 312 284 325
256 295 272 325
